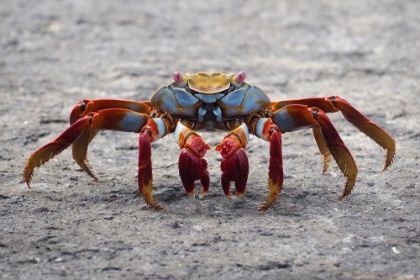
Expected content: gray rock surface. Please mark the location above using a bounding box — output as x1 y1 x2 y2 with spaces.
1 0 419 279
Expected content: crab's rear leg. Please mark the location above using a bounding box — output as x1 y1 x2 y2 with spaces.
175 122 211 199
215 123 250 198
313 127 332 174
69 99 151 180
23 108 149 186
271 104 358 201
273 96 395 171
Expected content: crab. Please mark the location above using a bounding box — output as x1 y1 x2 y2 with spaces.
23 71 396 211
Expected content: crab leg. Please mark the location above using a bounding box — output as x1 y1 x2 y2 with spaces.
24 108 149 186
252 118 283 211
272 96 395 171
138 116 175 210
69 99 151 179
271 104 358 201
312 127 332 174
215 123 250 198
175 122 211 198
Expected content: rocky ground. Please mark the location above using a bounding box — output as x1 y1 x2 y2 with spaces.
1 0 419 279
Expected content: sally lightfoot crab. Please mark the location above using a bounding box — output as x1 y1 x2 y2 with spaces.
23 72 396 211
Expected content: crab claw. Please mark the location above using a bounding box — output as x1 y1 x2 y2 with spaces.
215 124 250 197
178 148 210 199
177 133 211 198
218 147 249 197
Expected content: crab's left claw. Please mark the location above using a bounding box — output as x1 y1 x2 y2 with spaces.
215 124 250 198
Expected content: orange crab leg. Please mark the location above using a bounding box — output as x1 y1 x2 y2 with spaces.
271 104 358 200
215 123 250 198
137 116 175 210
312 127 332 174
272 96 395 171
24 108 149 186
70 99 151 124
251 118 284 211
175 122 211 198
69 99 151 179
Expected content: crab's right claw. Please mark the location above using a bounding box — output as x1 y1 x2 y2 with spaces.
178 147 210 199
177 131 211 199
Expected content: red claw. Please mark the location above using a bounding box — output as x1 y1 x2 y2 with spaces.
177 131 211 198
219 148 249 197
215 133 249 197
178 149 210 198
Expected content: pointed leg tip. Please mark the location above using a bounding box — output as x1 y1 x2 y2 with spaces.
382 149 395 172
226 194 234 200
257 206 269 212
154 204 165 211
236 191 245 197
23 172 33 189
148 201 165 211
338 192 350 201
198 191 207 199
186 191 195 198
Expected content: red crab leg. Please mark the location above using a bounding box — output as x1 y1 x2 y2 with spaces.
69 99 151 179
175 122 211 198
251 118 283 211
271 104 358 200
272 96 395 171
138 116 174 210
24 108 149 186
312 127 332 174
215 123 250 198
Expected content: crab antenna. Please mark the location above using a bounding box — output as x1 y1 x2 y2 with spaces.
173 71 183 84
237 71 246 84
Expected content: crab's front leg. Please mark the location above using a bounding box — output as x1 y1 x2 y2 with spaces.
250 118 283 211
174 122 211 198
138 116 175 210
215 123 250 198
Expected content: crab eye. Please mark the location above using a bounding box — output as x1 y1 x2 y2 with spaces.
236 71 246 84
173 71 183 84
